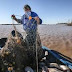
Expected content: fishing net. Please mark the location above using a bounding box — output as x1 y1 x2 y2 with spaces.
0 18 44 72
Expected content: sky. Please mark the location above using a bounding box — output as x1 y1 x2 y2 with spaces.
0 0 72 24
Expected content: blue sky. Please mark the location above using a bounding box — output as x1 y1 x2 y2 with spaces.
0 0 72 24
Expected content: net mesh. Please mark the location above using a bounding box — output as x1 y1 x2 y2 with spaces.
0 19 44 72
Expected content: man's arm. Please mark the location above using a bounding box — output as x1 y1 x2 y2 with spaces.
11 15 22 23
32 12 41 24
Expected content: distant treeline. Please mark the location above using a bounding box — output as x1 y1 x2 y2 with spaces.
0 24 46 25
0 24 21 25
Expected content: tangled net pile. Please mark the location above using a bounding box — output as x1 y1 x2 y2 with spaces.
0 29 44 72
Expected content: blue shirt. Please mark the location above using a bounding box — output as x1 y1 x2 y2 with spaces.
18 11 42 31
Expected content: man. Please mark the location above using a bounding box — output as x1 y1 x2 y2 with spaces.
11 4 42 46
11 5 44 69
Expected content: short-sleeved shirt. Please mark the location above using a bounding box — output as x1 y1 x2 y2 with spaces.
18 11 42 31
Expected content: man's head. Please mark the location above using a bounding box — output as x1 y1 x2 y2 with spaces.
24 4 31 12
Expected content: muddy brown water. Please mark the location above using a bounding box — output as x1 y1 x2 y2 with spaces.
0 24 72 59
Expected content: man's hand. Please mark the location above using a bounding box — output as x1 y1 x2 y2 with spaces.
11 15 16 20
11 14 18 22
34 17 40 24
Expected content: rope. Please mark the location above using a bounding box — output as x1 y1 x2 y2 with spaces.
36 27 39 72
